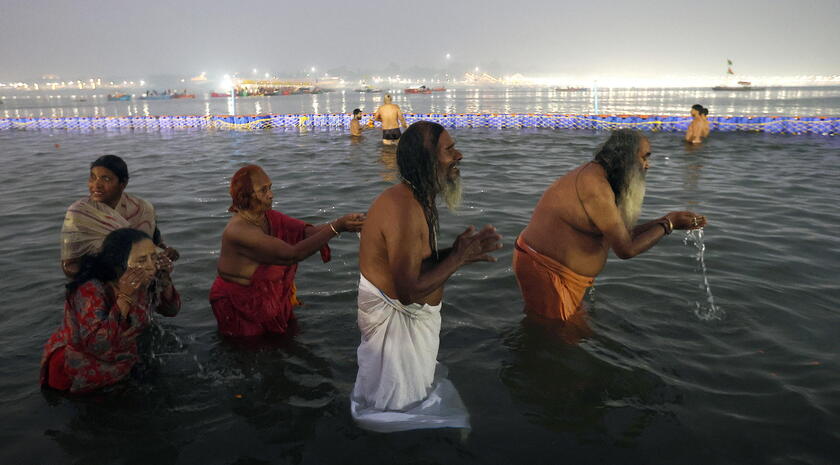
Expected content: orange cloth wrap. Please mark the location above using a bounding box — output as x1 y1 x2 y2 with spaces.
512 236 595 321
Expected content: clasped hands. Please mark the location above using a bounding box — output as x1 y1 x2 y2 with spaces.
453 225 503 264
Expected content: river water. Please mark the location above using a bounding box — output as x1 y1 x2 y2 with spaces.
0 121 839 464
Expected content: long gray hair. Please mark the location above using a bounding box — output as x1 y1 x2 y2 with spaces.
593 129 645 202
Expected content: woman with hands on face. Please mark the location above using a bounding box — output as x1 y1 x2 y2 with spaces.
40 228 181 393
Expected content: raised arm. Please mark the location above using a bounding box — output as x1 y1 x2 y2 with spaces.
232 214 364 266
585 177 707 259
305 213 365 237
584 177 667 259
230 222 339 266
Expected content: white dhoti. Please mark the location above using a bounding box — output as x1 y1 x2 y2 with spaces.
350 274 470 433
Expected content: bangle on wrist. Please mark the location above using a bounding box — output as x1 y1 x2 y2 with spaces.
329 222 340 236
660 216 673 235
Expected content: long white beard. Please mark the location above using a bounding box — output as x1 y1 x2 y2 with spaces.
439 174 463 211
617 167 646 229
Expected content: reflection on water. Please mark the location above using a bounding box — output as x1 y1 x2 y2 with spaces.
3 86 836 119
681 143 705 193
377 145 398 183
499 319 671 445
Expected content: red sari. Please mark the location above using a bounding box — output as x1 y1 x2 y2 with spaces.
209 210 331 337
40 280 181 393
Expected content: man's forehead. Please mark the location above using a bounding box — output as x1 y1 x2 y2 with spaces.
438 130 454 148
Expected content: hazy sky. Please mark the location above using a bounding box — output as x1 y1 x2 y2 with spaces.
1 0 838 80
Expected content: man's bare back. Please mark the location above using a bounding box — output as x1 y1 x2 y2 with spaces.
520 163 611 277
374 103 406 131
350 118 363 137
360 183 443 305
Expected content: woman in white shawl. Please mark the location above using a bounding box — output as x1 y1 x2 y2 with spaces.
60 155 179 277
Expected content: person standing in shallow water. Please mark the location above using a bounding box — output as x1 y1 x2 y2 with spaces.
210 165 365 338
351 121 502 432
349 108 366 137
515 129 707 322
373 94 407 145
41 228 180 393
60 155 179 278
685 104 709 144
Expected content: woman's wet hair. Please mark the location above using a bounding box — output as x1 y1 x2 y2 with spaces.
228 165 265 213
90 155 129 184
691 104 704 112
593 129 645 202
397 121 445 256
67 228 151 295
353 108 362 116
701 107 709 116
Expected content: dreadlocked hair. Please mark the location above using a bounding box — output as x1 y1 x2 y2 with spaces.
593 129 644 203
397 121 445 257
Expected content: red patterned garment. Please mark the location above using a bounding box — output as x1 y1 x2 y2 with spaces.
40 280 180 393
209 210 331 337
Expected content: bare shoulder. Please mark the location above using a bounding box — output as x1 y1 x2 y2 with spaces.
575 162 613 202
371 184 420 218
221 216 252 245
367 185 422 235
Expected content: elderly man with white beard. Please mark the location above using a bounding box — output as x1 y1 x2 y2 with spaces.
352 121 502 432
514 129 707 323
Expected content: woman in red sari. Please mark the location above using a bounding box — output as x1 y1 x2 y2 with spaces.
40 228 180 393
210 165 365 337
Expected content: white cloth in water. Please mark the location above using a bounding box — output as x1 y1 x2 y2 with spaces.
350 274 470 433
60 193 157 260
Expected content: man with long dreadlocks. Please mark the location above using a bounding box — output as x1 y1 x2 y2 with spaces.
351 121 502 432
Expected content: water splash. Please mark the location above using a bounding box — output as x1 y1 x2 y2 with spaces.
683 228 724 321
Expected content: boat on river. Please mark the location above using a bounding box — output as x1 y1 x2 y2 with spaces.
405 86 432 94
354 86 382 93
712 60 765 91
139 93 172 100
712 81 766 91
